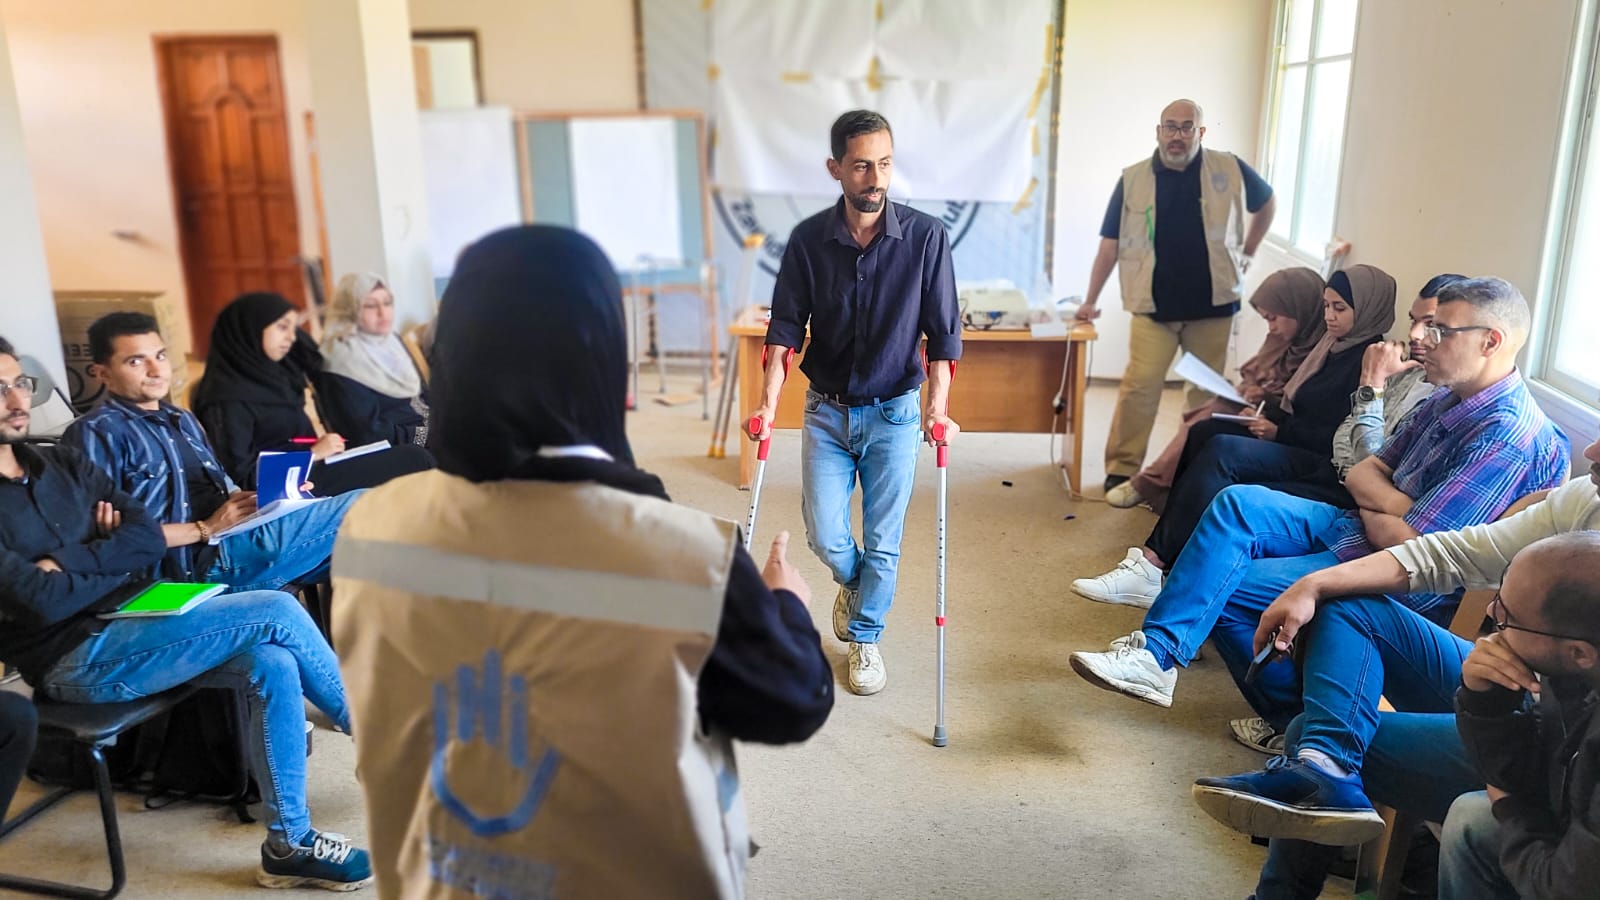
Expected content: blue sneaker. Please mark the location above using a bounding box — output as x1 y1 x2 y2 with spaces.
1191 756 1386 846
258 830 374 891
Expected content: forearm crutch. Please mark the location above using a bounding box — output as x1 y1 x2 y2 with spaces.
929 359 956 748
741 347 791 550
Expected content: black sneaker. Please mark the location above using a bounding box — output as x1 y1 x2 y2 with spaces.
1103 474 1130 492
258 830 374 891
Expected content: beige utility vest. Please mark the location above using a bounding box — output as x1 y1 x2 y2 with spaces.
1116 147 1248 315
332 469 748 900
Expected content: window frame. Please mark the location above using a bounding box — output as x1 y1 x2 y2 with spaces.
1533 0 1600 416
1257 0 1361 261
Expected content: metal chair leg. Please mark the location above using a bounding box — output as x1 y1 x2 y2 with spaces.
0 743 125 898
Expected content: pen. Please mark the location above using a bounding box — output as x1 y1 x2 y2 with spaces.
290 437 317 445
1254 400 1265 417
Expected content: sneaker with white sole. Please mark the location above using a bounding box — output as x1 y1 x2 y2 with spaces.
832 585 860 642
258 830 373 891
1069 631 1177 708
1071 548 1163 609
1105 481 1145 509
1230 716 1287 755
847 641 886 695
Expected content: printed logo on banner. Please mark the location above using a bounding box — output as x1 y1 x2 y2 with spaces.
428 649 562 898
715 192 982 278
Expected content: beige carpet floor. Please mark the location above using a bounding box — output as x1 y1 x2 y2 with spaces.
0 374 1360 898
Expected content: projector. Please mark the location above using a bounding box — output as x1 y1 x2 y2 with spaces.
957 286 1053 331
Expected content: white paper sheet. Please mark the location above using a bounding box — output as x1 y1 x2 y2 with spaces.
711 0 875 78
418 108 522 277
569 117 683 272
1174 352 1248 406
877 0 1053 80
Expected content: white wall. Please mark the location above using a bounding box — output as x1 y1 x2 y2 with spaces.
0 11 61 386
1332 0 1578 307
1050 0 1275 378
407 0 638 111
0 0 319 364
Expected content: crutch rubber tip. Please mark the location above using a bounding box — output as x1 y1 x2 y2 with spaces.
932 728 948 748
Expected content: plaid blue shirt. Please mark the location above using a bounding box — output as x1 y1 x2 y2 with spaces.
63 394 238 580
1319 370 1569 612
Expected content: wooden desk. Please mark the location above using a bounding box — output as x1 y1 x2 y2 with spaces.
729 306 1096 490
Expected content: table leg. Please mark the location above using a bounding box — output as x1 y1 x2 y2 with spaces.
1060 339 1087 495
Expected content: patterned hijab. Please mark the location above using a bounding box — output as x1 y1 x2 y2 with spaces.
1238 267 1326 399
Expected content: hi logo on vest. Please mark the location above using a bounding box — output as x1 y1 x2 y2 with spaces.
428 649 562 897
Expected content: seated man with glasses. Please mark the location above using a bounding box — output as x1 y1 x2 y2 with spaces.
0 335 373 889
1069 277 1568 718
1194 526 1600 899
63 313 361 593
1441 531 1600 899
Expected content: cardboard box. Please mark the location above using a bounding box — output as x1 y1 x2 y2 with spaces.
55 291 188 413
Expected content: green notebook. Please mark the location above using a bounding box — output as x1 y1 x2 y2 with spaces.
100 582 227 619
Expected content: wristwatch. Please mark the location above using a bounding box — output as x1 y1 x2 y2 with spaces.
1355 385 1385 403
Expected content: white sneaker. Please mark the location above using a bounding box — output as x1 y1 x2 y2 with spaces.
832 585 860 642
1229 716 1287 755
1105 481 1145 509
1069 631 1177 708
1071 548 1163 609
847 642 887 695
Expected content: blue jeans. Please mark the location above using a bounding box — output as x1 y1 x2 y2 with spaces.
37 591 349 846
205 490 363 593
801 388 921 642
1439 792 1519 899
1146 433 1350 564
1140 485 1344 694
1297 596 1472 772
1256 712 1482 899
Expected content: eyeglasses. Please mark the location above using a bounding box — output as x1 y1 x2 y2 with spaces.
1489 592 1593 642
0 376 37 399
1159 123 1198 137
1423 324 1492 344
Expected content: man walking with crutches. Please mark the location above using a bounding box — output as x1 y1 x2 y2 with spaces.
747 109 961 696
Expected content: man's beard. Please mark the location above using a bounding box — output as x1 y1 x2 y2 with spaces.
0 415 29 444
848 191 885 213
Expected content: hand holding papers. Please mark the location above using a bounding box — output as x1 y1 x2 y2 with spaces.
1173 352 1248 407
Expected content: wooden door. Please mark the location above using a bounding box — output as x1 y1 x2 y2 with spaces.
157 36 303 357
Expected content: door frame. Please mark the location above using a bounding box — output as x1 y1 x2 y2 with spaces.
153 33 303 356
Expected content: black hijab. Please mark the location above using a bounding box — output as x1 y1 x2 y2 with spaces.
192 292 322 410
428 226 665 498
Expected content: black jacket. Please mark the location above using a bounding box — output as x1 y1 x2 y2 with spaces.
1456 675 1600 899
193 392 318 487
1267 337 1378 454
315 372 427 447
0 445 167 681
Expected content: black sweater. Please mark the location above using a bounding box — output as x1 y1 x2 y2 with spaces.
1266 337 1379 454
193 395 317 488
315 373 427 447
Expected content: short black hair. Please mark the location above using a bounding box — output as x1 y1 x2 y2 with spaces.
0 335 12 360
831 110 893 161
88 312 161 364
1419 273 1466 299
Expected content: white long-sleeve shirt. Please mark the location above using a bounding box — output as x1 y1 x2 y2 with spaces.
1388 474 1600 593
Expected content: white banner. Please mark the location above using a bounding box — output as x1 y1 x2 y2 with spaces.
710 0 1051 202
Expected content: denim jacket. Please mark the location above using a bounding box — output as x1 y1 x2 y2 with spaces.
62 395 237 580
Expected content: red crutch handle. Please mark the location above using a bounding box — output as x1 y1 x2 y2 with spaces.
931 422 948 468
750 416 772 461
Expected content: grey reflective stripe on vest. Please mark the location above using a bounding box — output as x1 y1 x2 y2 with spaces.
334 535 722 636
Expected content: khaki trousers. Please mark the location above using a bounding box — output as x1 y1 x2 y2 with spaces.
1104 313 1233 478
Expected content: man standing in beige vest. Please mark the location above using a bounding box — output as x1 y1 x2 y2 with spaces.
1077 99 1276 494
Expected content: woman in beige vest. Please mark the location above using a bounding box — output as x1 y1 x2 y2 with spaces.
332 226 832 899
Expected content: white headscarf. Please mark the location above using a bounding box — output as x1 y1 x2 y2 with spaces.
320 272 422 399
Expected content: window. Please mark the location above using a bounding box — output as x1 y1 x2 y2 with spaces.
1260 0 1359 257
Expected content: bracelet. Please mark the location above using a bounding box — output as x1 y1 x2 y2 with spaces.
195 520 212 544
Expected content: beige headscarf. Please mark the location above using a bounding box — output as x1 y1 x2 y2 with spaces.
1239 267 1327 400
320 272 422 399
1279 264 1397 414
